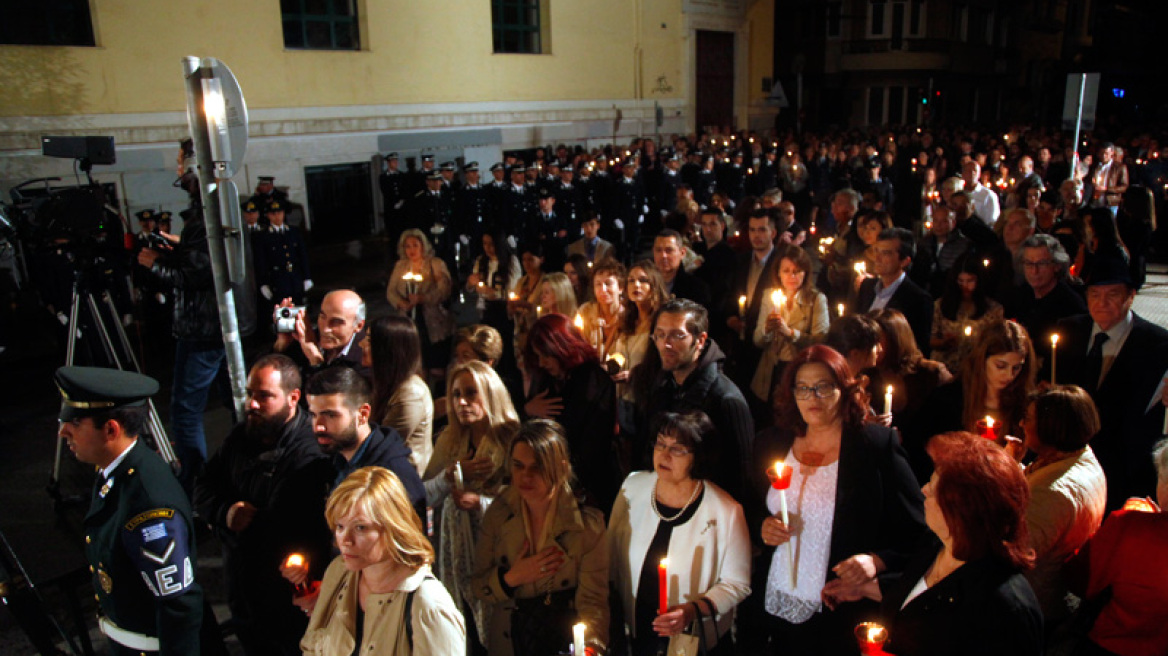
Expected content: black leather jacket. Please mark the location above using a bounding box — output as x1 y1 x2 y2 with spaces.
151 206 221 341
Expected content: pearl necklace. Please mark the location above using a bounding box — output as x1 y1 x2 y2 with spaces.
651 480 702 522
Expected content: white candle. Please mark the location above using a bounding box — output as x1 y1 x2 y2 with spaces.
572 623 586 656
884 385 894 416
837 303 845 318
738 295 747 318
1050 334 1060 385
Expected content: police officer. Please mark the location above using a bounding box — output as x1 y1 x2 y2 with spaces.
378 152 408 246
255 200 312 308
455 161 489 267
56 366 203 655
247 177 287 222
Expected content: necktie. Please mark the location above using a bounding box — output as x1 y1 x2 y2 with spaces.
1083 332 1109 394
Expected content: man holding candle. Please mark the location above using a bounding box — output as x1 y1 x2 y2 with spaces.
1004 234 1086 382
195 355 334 656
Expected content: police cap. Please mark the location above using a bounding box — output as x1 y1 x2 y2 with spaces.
489 162 505 172
242 201 259 213
258 176 275 183
157 212 172 223
267 200 285 213
537 186 554 200
56 366 159 422
464 161 479 172
385 151 399 160
440 161 456 172
135 210 156 222
427 170 443 181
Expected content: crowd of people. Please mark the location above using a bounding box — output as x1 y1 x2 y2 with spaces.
70 123 1168 656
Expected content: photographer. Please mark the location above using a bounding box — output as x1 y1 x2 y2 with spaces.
272 288 370 381
136 139 226 494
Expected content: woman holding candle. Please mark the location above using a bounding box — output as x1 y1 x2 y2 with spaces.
300 466 466 655
607 411 752 656
576 261 628 371
753 345 925 655
825 431 1043 656
386 229 455 376
423 361 520 654
471 420 609 656
508 243 546 370
1019 385 1106 629
751 244 830 404
468 232 523 376
929 254 1004 374
563 253 593 305
536 272 578 319
523 314 620 514
362 315 434 475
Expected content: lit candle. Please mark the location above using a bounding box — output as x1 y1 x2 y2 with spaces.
574 313 585 331
978 415 997 441
738 295 747 318
854 622 889 655
284 553 310 595
837 303 845 318
963 325 972 338
1050 333 1059 384
453 461 464 489
854 261 867 276
508 291 518 301
884 385 894 416
608 352 626 368
658 558 669 615
771 289 786 316
768 461 795 588
982 258 990 268
573 622 586 656
536 305 543 316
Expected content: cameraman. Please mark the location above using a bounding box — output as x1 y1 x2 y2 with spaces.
136 139 226 494
272 288 369 381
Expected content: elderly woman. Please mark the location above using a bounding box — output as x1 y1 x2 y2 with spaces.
423 360 521 653
300 466 465 655
523 314 620 513
755 345 925 655
1020 385 1107 628
472 420 609 656
828 432 1043 656
386 229 455 375
1064 438 1168 656
751 244 830 403
361 315 434 475
608 411 752 656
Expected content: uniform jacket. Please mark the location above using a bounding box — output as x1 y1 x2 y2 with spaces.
471 486 610 656
84 441 202 656
607 472 751 647
255 225 311 303
302 560 465 656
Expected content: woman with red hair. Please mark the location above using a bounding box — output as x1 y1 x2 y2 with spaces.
523 313 620 514
827 431 1043 655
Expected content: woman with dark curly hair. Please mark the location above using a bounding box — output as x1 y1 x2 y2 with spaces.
929 253 1004 374
753 345 925 655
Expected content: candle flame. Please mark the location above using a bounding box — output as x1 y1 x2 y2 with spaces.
837 303 845 317
985 416 995 429
659 557 669 569
771 289 785 309
867 626 884 642
853 261 867 275
285 553 305 569
1050 333 1059 346
609 352 626 367
982 258 990 268
964 325 972 337
886 385 893 395
738 295 747 309
574 313 585 330
508 291 518 301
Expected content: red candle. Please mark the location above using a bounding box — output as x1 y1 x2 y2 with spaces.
284 553 310 596
977 416 997 441
854 622 889 655
657 558 669 615
768 462 793 490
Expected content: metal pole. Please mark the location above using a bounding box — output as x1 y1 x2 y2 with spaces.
182 57 247 419
1070 73 1086 183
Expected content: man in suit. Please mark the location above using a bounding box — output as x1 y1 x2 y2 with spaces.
857 227 933 351
653 229 710 308
724 209 779 395
693 207 737 351
908 204 971 297
1004 234 1086 379
566 212 614 265
56 366 204 655
1056 256 1168 510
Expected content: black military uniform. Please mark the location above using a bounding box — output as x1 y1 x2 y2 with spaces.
57 366 203 656
529 187 570 267
717 151 748 203
378 152 409 246
410 170 454 262
130 210 172 354
554 165 583 225
247 176 288 223
455 162 490 266
610 161 647 259
254 201 311 306
500 164 537 245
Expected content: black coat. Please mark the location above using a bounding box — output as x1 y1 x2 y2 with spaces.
1003 280 1086 381
1055 312 1168 509
150 208 221 341
880 535 1043 656
333 422 427 521
254 226 311 304
857 275 934 354
668 267 712 309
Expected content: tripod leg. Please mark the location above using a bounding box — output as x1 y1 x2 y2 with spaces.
50 287 87 500
85 294 120 369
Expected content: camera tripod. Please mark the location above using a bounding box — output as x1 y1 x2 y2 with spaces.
48 273 177 505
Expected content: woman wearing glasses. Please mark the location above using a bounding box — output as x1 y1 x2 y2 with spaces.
753 345 925 655
608 411 752 656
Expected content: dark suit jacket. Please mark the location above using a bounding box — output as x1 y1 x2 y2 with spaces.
1055 312 1168 509
668 267 711 308
857 274 934 352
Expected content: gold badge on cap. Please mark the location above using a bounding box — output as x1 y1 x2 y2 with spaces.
98 568 113 594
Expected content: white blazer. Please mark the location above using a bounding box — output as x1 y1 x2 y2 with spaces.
606 471 752 645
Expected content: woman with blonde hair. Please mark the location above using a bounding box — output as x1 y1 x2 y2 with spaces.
423 360 521 653
387 229 455 377
472 420 609 656
299 466 466 655
535 272 578 319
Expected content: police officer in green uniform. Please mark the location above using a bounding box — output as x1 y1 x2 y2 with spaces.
55 366 203 655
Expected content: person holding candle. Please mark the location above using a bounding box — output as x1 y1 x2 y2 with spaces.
536 272 579 319
361 316 434 476
607 411 752 656
929 254 1004 375
468 232 523 376
576 260 629 373
423 361 519 654
507 243 547 370
523 314 620 514
753 345 925 655
824 431 1043 656
750 244 830 405
387 229 455 378
563 253 593 305
299 466 466 655
1019 385 1107 631
471 420 609 656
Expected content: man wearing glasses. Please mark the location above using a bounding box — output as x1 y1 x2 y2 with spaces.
640 299 754 506
1005 234 1087 379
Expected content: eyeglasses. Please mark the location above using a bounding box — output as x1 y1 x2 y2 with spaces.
1021 259 1054 269
653 330 692 345
653 441 692 458
793 382 838 400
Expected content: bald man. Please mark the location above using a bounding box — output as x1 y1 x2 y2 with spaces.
273 289 369 379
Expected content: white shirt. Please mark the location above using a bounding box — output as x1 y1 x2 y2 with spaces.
968 182 1001 226
101 439 138 479
869 272 907 311
765 459 839 623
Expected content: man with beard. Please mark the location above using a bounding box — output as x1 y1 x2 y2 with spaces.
304 365 426 521
195 355 333 655
273 289 370 380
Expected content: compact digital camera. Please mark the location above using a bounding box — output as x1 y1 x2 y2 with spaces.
274 306 304 333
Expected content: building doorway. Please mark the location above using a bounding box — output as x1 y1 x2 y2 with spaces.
695 30 735 132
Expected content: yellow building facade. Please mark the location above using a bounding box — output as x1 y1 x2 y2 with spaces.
0 0 775 230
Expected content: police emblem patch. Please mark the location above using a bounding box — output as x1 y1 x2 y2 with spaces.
98 568 113 594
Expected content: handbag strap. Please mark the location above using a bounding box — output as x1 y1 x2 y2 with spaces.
688 598 712 655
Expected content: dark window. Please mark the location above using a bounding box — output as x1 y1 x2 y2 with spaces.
493 0 542 54
826 2 843 38
909 0 923 35
304 162 374 244
868 87 885 125
870 0 887 36
889 86 904 124
0 0 94 46
281 0 359 50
